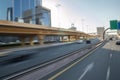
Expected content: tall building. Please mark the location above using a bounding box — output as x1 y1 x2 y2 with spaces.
22 9 33 23
0 0 51 26
35 6 51 26
13 0 51 26
7 7 13 21
36 0 42 6
14 0 35 23
0 0 55 43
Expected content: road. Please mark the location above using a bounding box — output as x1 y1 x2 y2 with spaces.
41 41 120 80
0 39 100 79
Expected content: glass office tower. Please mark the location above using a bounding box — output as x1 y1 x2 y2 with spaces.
14 0 35 23
0 0 54 43
7 7 13 21
0 0 51 26
13 0 51 26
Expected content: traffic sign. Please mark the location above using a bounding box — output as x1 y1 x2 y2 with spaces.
118 21 120 29
110 20 118 29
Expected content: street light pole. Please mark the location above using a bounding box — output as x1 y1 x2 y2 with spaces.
86 25 88 33
81 19 84 32
56 3 61 27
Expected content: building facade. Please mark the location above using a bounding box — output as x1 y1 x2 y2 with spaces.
0 0 51 26
0 0 60 43
7 7 13 21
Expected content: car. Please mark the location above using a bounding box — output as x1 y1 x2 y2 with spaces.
116 41 120 45
75 40 84 44
109 38 113 40
86 40 91 44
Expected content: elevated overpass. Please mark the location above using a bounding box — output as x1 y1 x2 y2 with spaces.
0 20 94 46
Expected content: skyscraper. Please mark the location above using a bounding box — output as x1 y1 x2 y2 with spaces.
7 7 13 21
0 0 58 43
36 0 42 6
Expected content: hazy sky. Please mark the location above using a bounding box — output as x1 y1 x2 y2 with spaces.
43 0 120 33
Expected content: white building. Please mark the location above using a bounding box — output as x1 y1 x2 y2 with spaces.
97 27 105 40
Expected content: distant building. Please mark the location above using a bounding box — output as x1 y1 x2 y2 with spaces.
35 6 51 26
14 17 24 23
97 27 105 40
69 23 77 31
22 9 33 23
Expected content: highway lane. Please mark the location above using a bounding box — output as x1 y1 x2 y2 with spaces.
41 41 120 80
108 41 120 80
0 39 100 79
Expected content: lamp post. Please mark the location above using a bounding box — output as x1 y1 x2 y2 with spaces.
86 25 88 33
56 3 61 27
81 19 84 32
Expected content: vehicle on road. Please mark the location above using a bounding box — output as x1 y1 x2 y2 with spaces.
116 40 120 45
75 40 84 44
86 40 91 44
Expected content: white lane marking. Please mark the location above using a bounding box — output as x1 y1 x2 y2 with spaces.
110 53 112 59
78 62 94 80
106 66 110 80
0 51 11 56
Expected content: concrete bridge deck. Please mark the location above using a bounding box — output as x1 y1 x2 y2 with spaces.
0 20 94 46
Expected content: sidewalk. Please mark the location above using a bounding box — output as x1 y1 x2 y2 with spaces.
0 42 73 57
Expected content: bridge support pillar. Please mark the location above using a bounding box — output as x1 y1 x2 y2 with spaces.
82 36 86 40
60 36 64 42
29 36 34 46
75 36 80 40
84 36 88 39
38 35 44 45
68 36 71 42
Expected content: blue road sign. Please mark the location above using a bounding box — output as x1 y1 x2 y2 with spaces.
118 21 120 29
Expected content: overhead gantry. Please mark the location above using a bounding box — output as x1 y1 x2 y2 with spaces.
0 20 94 46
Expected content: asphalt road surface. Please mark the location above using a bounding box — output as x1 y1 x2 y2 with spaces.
41 41 120 80
0 39 100 79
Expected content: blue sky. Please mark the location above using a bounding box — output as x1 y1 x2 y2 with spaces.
43 0 120 33
0 0 12 20
0 0 120 33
